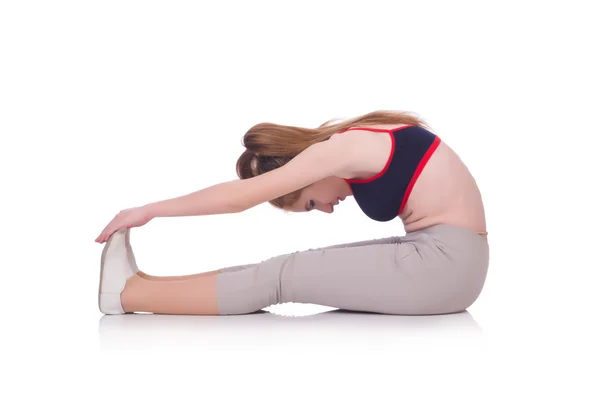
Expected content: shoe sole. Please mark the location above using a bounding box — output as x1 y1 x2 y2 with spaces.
98 229 112 314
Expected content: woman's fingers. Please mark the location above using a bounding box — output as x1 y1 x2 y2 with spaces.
97 215 117 243
100 223 120 243
97 209 138 243
96 227 110 243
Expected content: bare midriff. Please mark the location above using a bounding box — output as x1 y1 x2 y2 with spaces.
346 124 488 241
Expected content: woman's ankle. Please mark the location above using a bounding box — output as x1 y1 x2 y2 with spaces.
120 273 146 313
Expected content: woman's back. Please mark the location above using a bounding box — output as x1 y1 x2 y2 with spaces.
335 123 487 236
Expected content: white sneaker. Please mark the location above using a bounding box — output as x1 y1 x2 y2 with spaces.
98 228 137 315
124 227 140 273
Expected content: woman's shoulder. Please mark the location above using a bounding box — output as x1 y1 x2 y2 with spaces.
328 124 412 179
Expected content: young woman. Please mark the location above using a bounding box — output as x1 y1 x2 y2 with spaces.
96 110 489 316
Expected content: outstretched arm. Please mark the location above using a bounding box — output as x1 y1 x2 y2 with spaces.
144 136 355 217
96 136 357 243
143 178 244 217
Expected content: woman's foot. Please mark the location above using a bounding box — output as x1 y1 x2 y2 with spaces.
98 228 138 314
123 228 155 280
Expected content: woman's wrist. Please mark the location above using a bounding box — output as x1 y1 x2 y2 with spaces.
142 203 159 219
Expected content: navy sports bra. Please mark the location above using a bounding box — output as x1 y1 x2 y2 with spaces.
336 125 441 222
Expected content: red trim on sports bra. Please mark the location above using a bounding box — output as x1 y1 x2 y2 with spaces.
398 135 441 213
336 125 413 184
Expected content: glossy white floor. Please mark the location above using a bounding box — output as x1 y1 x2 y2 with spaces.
2 1 598 395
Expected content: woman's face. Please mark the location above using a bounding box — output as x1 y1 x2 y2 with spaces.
286 176 352 214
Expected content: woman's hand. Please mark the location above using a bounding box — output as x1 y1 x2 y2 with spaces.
95 206 154 244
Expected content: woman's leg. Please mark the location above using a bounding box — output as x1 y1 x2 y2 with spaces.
118 235 404 314
215 227 488 315
120 265 265 314
120 272 220 314
215 237 417 315
118 229 488 316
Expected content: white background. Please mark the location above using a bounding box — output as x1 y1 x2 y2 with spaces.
1 0 598 395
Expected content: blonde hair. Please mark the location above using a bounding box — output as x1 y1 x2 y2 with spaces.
235 110 432 212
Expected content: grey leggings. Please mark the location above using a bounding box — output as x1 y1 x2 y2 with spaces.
216 223 489 315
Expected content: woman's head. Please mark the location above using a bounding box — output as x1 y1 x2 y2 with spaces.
235 110 431 214
283 175 353 214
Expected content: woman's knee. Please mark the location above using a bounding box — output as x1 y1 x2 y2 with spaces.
216 253 292 315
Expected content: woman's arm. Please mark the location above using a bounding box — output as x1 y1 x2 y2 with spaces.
95 180 242 243
143 179 244 218
143 135 358 218
95 135 360 243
